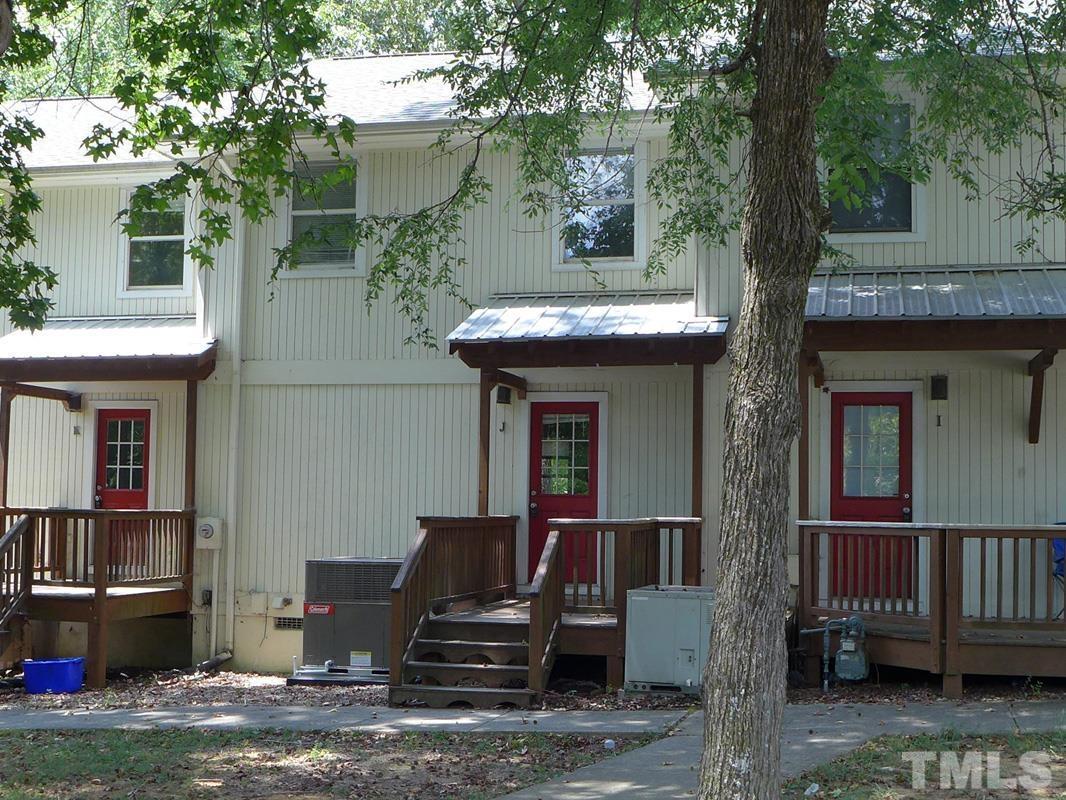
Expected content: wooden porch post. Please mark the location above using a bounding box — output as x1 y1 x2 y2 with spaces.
477 369 494 515
797 360 811 521
0 387 13 508
184 380 198 509
86 515 110 689
684 362 703 585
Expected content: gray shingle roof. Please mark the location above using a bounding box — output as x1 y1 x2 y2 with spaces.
447 292 728 343
806 266 1066 319
15 53 656 170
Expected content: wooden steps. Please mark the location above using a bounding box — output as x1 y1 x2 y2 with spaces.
389 684 537 709
411 638 529 664
390 602 538 708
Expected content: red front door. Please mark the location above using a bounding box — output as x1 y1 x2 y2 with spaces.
829 392 912 597
528 402 598 582
95 409 150 510
830 392 912 522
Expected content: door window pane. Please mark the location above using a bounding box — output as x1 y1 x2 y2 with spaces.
104 415 147 494
539 412 592 495
841 404 901 497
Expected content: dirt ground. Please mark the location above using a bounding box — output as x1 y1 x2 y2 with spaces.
0 728 650 800
0 670 389 711
1 665 1063 711
0 669 702 711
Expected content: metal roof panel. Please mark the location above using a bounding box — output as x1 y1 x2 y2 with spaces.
806 266 1066 320
447 292 727 344
0 316 214 360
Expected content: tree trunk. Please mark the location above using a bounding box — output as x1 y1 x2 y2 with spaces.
699 1 830 798
0 0 11 60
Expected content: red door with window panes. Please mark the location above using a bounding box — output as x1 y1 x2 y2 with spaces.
528 403 598 582
95 409 150 510
95 409 151 580
829 392 912 598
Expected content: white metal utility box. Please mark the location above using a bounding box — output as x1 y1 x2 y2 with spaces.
624 584 715 694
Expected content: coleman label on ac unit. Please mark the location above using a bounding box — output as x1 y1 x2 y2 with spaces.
350 650 371 667
304 602 334 615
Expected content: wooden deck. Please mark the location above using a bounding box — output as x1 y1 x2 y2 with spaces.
29 584 189 622
389 516 701 707
799 521 1066 697
436 598 617 629
0 508 195 687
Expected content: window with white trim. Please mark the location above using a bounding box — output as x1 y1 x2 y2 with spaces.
123 192 188 292
557 146 644 269
830 106 913 234
288 162 363 274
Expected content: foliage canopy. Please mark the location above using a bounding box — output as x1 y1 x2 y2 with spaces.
0 1 1063 341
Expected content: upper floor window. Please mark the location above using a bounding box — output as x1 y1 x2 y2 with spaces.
287 162 365 277
829 107 914 235
556 145 645 270
119 188 191 298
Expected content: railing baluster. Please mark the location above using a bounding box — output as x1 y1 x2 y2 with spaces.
996 537 1004 621
1011 537 1019 622
1029 537 1037 621
879 536 887 613
980 538 987 620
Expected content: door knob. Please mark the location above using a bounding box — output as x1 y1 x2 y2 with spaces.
902 506 912 522
529 502 539 517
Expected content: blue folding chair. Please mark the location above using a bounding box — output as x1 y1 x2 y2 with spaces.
1055 538 1065 618
1054 529 1065 619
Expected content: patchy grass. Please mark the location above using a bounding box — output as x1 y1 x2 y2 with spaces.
784 731 1066 798
0 729 653 800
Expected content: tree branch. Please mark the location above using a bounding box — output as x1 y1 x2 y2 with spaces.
704 0 764 76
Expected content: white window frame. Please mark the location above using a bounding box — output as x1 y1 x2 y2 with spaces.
826 102 926 245
281 157 369 280
552 141 648 272
116 186 194 299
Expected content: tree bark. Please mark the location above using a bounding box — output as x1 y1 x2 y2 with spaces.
0 0 11 60
699 1 830 798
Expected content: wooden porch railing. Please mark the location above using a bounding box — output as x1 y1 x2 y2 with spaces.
528 531 563 693
799 521 1066 695
528 517 702 686
0 515 32 633
0 508 196 590
389 516 519 687
799 522 944 673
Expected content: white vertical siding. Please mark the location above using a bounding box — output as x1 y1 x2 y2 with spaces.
7 385 188 509
237 140 696 363
3 186 195 336
702 136 1066 318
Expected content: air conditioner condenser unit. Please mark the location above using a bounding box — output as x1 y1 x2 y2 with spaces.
287 556 402 686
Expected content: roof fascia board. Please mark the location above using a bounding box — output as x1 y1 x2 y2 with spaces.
27 163 179 187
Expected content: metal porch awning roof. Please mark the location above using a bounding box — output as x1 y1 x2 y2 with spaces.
804 266 1066 351
447 292 729 368
0 316 219 381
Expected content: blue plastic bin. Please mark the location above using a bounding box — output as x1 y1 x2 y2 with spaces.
22 657 85 694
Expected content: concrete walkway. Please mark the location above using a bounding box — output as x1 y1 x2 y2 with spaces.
0 704 686 735
0 701 1063 798
498 701 1066 799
